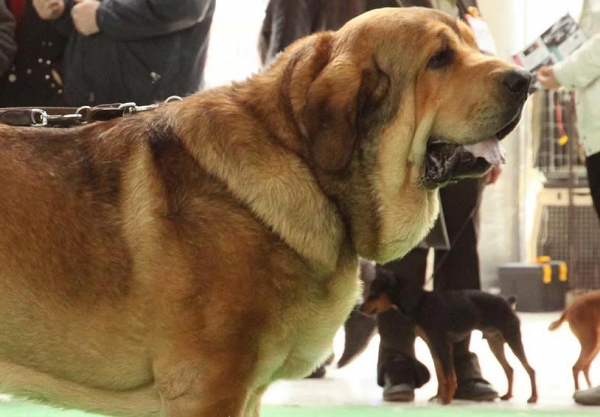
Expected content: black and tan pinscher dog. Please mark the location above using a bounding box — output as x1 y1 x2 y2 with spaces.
360 269 537 405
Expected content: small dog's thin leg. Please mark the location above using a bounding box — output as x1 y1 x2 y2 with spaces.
431 355 448 404
582 346 599 389
448 342 457 401
570 324 599 391
427 338 455 405
573 367 581 391
485 334 513 401
572 346 598 391
505 335 537 403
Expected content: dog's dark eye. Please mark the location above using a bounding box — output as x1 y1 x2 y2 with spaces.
427 48 455 70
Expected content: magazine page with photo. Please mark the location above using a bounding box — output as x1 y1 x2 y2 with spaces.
513 14 587 92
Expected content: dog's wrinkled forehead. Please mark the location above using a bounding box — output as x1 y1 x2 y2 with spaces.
336 7 479 66
425 12 479 50
453 17 479 49
434 12 462 36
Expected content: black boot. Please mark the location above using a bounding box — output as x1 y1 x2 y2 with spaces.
381 355 430 402
453 350 498 401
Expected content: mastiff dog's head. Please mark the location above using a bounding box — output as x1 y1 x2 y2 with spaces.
267 7 530 263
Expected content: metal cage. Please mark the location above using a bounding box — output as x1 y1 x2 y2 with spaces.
531 90 600 289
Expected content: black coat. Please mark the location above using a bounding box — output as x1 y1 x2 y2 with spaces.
258 0 376 65
0 0 67 107
0 0 15 78
258 0 480 65
55 0 215 106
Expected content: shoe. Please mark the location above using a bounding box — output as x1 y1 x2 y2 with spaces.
453 380 499 401
382 374 415 402
574 386 600 405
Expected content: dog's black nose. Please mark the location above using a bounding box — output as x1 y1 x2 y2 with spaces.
502 68 532 96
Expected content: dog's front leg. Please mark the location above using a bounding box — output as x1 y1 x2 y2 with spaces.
424 335 456 404
153 350 257 417
243 385 270 417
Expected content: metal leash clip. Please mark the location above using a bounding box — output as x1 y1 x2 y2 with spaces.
118 96 182 115
30 108 84 127
1 96 185 128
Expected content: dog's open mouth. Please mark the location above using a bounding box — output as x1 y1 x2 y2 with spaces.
421 113 520 190
421 140 503 189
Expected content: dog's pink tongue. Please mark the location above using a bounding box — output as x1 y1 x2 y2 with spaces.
464 138 506 165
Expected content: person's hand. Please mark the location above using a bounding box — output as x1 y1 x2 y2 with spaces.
484 165 502 185
32 0 65 20
72 0 101 36
536 66 562 90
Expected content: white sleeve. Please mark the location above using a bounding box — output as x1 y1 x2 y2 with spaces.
554 33 600 89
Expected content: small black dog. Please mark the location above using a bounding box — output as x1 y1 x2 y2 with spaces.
360 269 537 404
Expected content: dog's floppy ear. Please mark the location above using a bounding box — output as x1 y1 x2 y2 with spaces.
302 45 389 172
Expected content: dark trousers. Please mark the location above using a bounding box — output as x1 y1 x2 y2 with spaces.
376 177 486 387
586 152 600 221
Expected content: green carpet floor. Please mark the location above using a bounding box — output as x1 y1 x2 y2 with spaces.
0 401 598 417
262 405 599 417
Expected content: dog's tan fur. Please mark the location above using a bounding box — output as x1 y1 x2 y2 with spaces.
549 290 600 391
0 8 526 417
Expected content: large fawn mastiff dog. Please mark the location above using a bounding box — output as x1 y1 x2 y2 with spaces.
0 7 530 417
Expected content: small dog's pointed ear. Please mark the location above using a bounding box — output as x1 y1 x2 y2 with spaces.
507 295 517 311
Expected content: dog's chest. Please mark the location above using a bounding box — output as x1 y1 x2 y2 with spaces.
260 263 361 381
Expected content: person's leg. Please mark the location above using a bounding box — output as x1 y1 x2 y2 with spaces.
567 154 600 405
434 177 498 401
377 248 431 401
585 152 600 221
432 177 484 292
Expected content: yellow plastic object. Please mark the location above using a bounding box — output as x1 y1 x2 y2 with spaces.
559 263 568 282
542 264 552 284
536 255 551 263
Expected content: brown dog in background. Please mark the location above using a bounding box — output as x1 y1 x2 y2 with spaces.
549 290 600 391
0 8 530 417
361 270 538 404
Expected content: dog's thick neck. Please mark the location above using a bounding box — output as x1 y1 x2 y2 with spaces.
167 84 348 274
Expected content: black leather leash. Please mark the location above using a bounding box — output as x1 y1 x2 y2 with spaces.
424 202 480 287
0 96 183 128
